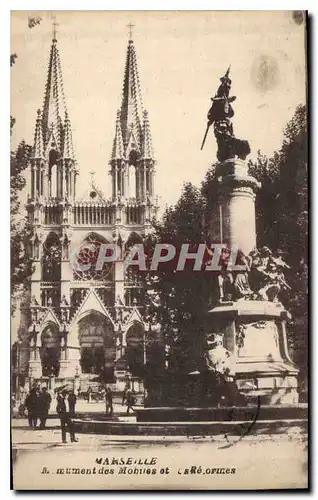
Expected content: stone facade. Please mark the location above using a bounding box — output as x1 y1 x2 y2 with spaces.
15 33 159 392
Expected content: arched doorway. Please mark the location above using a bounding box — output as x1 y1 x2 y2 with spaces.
78 311 115 381
40 323 61 377
125 322 145 378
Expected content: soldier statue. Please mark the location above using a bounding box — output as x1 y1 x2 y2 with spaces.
201 67 251 161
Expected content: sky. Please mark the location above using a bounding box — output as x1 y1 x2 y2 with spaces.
11 11 306 211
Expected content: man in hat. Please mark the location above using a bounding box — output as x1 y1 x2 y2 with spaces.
25 386 40 430
56 390 78 444
105 386 113 416
67 390 77 418
38 386 52 429
125 390 136 415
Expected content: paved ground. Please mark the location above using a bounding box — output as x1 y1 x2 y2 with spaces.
12 401 308 490
11 424 308 490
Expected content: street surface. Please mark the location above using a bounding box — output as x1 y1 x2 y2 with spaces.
12 405 308 490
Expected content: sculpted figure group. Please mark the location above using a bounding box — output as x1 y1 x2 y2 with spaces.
217 246 291 304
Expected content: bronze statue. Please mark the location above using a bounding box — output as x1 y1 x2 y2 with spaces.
201 67 251 161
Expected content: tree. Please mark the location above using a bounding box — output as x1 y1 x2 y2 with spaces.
11 15 42 314
10 142 33 314
248 105 308 396
248 104 307 265
145 183 213 374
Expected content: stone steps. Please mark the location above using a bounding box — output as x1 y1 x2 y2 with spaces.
135 404 308 422
73 418 307 436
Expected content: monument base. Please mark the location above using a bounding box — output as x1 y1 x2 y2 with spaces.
209 300 299 404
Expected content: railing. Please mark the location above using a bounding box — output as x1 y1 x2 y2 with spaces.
124 205 145 225
43 205 62 225
73 204 115 225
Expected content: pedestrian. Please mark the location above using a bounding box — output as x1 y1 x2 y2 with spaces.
39 387 52 429
68 390 77 417
87 386 92 403
105 386 113 416
25 387 40 430
56 390 78 444
122 383 129 405
125 389 135 415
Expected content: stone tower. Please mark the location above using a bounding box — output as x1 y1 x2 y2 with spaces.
16 30 159 394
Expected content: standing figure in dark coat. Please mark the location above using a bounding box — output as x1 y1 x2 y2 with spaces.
39 387 52 429
25 387 40 430
56 390 78 444
67 390 77 418
87 386 92 403
105 387 114 416
125 390 136 415
122 383 129 405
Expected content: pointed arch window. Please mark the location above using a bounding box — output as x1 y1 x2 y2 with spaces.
129 149 138 166
128 164 136 198
40 323 61 377
42 233 61 281
48 149 60 197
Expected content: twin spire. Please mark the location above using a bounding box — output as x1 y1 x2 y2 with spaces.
32 27 155 200
33 34 75 162
111 37 155 163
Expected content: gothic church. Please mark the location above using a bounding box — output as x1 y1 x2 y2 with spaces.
16 29 159 393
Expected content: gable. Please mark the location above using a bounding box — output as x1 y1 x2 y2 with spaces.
71 289 115 326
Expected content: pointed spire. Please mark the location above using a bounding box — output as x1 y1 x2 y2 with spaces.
120 38 143 148
33 109 44 159
111 110 125 160
141 110 154 160
109 31 156 202
63 111 75 160
42 34 67 151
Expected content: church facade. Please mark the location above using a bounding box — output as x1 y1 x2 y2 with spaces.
16 31 159 394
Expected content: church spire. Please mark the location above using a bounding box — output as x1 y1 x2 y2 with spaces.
29 26 77 202
42 34 67 152
109 31 156 202
120 36 143 148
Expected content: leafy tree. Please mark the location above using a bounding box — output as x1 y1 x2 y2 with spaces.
248 104 307 265
249 105 308 396
11 15 42 314
10 142 33 314
145 183 213 374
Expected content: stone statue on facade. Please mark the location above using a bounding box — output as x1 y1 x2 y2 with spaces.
201 67 251 161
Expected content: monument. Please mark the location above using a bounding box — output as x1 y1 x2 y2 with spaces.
202 68 299 405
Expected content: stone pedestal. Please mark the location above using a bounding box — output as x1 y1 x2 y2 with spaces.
59 346 81 378
208 157 299 404
29 346 42 378
28 359 42 378
209 158 260 255
209 300 299 404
